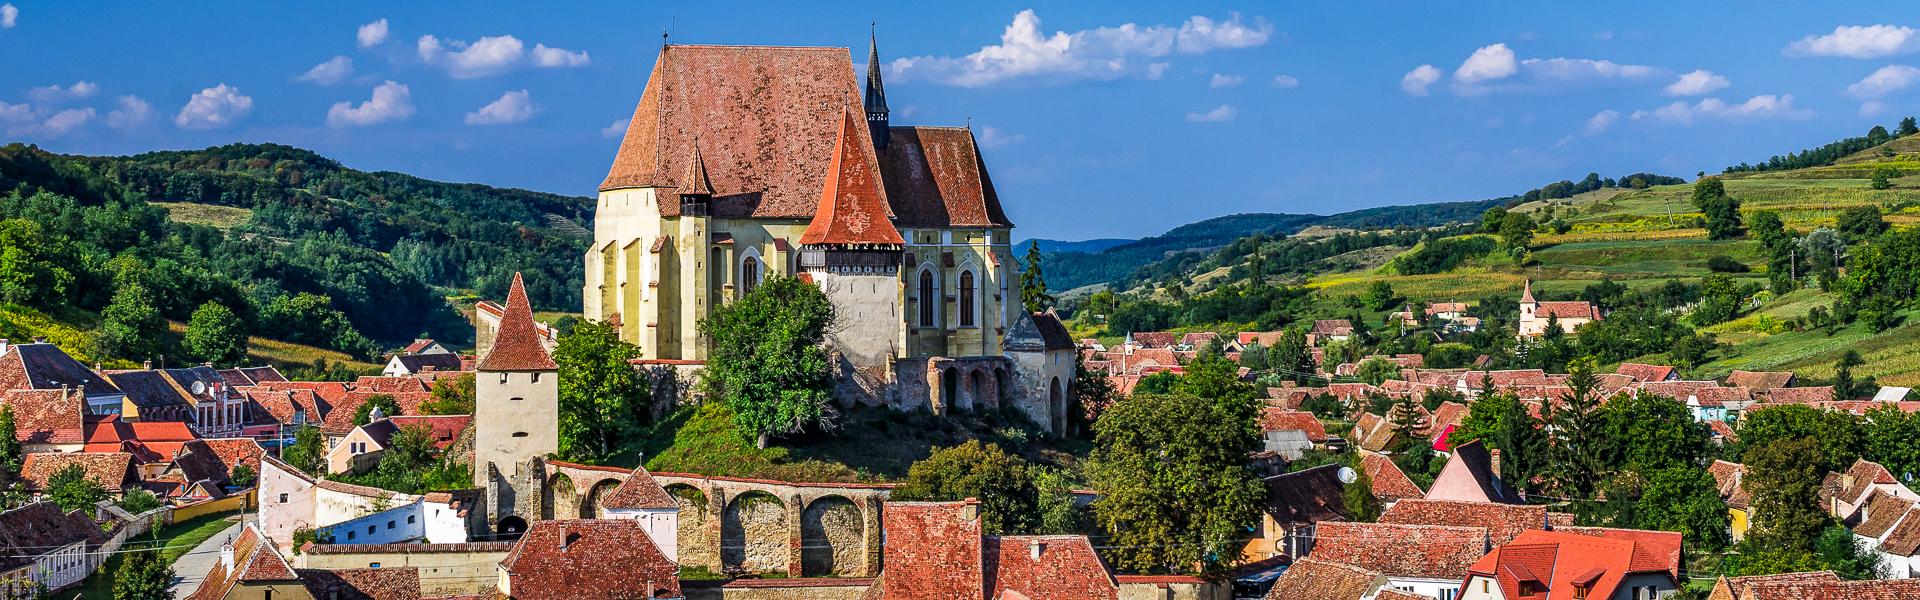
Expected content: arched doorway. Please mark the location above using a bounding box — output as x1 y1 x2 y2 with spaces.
496 516 528 540
1049 377 1067 435
801 496 865 576
722 491 788 575
968 370 986 412
941 367 961 414
666 484 709 567
543 473 578 520
581 478 622 518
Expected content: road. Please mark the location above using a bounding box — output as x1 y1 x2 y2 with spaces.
168 520 242 597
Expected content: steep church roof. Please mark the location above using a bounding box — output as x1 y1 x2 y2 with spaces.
476 273 559 372
800 108 904 246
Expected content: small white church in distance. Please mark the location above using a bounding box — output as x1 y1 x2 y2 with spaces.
1517 280 1600 337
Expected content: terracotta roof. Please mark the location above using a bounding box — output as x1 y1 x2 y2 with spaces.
1238 331 1286 347
401 339 440 354
1708 460 1745 500
879 126 1012 228
1129 332 1177 348
1852 490 1915 538
1308 521 1487 580
0 343 120 395
353 376 431 393
1766 386 1835 403
1614 363 1675 383
1534 301 1600 320
984 535 1119 600
1380 499 1544 546
1361 454 1426 502
1551 526 1683 580
187 525 299 600
500 519 681 600
1260 408 1329 442
1312 320 1354 336
476 273 559 372
1465 529 1676 600
254 380 351 405
1833 459 1899 507
1264 465 1351 524
800 108 904 246
169 439 235 488
1727 370 1795 389
1427 402 1468 442
298 567 423 600
2 388 86 445
1716 571 1920 599
602 464 677 511
1374 589 1433 600
1261 557 1383 600
239 387 327 426
876 501 986 600
101 369 193 410
20 451 133 491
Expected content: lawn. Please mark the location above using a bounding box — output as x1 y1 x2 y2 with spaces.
151 201 254 229
1532 239 1763 277
69 510 241 598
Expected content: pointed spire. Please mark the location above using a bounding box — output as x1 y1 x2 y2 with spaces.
680 138 713 196
477 273 558 372
865 24 891 150
800 108 903 246
1520 279 1536 304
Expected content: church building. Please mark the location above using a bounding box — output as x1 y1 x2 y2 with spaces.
585 36 1023 407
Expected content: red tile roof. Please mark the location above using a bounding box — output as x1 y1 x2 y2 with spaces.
1379 499 1544 546
1551 526 1684 581
879 126 1012 228
239 387 327 426
500 519 681 600
1614 363 1676 383
1261 557 1382 600
800 108 904 246
878 501 985 600
1465 530 1676 600
984 536 1119 600
2 388 86 445
186 525 298 600
1534 301 1600 320
1308 521 1487 580
353 376 430 393
602 464 676 511
1727 370 1795 390
1361 454 1426 502
1766 386 1836 403
476 273 559 372
20 451 134 491
1852 490 1915 538
297 567 423 600
1714 570 1920 599
1312 320 1354 336
1129 332 1177 349
1260 408 1329 442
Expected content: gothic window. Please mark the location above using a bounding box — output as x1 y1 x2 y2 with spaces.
959 271 976 327
919 270 936 327
741 256 761 296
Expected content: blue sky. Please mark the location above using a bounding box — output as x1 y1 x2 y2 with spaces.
5 2 1920 240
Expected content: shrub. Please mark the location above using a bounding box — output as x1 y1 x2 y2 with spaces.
1706 256 1750 273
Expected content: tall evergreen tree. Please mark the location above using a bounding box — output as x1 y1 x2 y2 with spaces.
1020 240 1055 314
1548 356 1609 496
1901 116 1919 137
1488 392 1547 493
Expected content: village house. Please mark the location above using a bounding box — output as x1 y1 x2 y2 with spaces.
19 451 136 497
594 464 681 562
324 413 471 475
1708 460 1753 541
1457 529 1681 600
292 541 513 598
497 519 681 600
1312 319 1356 344
1247 464 1350 561
1307 521 1489 599
215 366 288 388
1706 571 1920 599
1426 440 1525 505
84 418 198 479
1260 408 1331 460
1259 557 1395 600
0 340 126 417
1516 280 1600 338
185 522 426 600
1 387 87 453
399 338 453 356
381 352 464 377
257 454 474 551
0 501 106 597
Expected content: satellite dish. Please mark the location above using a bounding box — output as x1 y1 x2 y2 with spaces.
1337 466 1358 484
191 381 206 395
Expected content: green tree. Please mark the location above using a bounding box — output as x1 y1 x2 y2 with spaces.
0 405 20 478
1498 212 1536 250
113 549 175 600
1344 455 1380 522
1265 329 1317 385
1020 240 1055 314
700 275 835 447
352 394 402 426
1032 467 1088 535
0 219 75 306
47 463 108 512
419 373 476 415
1744 437 1830 554
1834 350 1877 400
1488 393 1548 492
893 441 1039 535
554 321 648 461
229 464 256 488
1362 280 1398 311
1599 393 1711 472
1354 357 1399 386
1069 355 1117 437
117 488 164 514
1176 352 1259 406
1737 405 1861 472
184 301 249 366
282 426 327 474
1816 524 1888 579
1089 392 1262 578
1480 206 1509 234
1837 206 1889 241
1636 467 1732 551
1692 273 1742 326
1901 116 1919 137
1692 178 1745 240
1546 357 1608 496
97 283 165 360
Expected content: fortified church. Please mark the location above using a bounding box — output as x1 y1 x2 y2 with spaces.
582 35 1077 432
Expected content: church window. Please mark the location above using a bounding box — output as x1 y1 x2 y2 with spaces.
919 270 936 327
741 255 762 296
959 271 976 327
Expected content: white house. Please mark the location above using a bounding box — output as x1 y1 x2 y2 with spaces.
595 465 681 562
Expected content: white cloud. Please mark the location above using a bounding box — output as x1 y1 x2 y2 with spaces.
0 101 96 138
1663 69 1730 96
1862 100 1888 117
106 96 152 129
1521 57 1656 82
174 84 252 130
1185 104 1237 122
888 10 1269 87
1584 109 1621 135
464 89 537 125
1630 94 1813 125
326 80 413 128
1401 64 1441 96
1846 64 1920 98
27 81 99 104
531 43 589 67
601 117 629 139
1 4 15 29
1209 73 1243 88
358 19 389 48
0 102 31 125
1785 25 1919 58
36 108 94 137
1454 43 1517 83
1270 74 1299 88
296 56 355 85
976 126 1025 148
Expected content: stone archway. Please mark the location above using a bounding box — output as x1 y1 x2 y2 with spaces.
801 495 864 576
994 366 1012 410
666 484 711 569
581 478 622 518
543 473 578 520
1049 376 1067 435
943 367 965 414
722 491 788 575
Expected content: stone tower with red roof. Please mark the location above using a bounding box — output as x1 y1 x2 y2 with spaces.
474 273 561 533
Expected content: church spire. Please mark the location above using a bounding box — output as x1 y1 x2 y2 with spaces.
864 24 891 150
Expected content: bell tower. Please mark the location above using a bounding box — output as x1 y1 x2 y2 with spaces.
864 25 890 150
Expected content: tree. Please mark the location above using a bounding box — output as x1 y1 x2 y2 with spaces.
1266 329 1316 384
1546 357 1609 496
1871 166 1898 190
114 549 175 600
1498 211 1536 250
1599 393 1712 473
1020 241 1055 314
0 219 75 306
1692 177 1744 240
1815 523 1888 579
1837 206 1888 241
229 464 256 488
1737 405 1861 473
0 405 20 479
1636 467 1732 551
1488 393 1548 492
1354 357 1400 386
1692 273 1742 326
1480 206 1510 234
47 463 107 512
1744 437 1830 553
352 394 402 426
1344 454 1380 522
97 283 165 360
282 426 327 474
419 373 475 415
1089 392 1263 578
1834 350 1877 400
1362 280 1398 311
184 301 249 366
554 321 649 461
1070 356 1116 437
700 275 835 447
117 488 163 514
1902 116 1919 137
1032 468 1088 535
893 441 1039 535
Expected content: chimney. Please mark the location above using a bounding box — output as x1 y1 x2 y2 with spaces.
1490 448 1503 477
143 360 153 370
30 336 46 343
0 339 9 356
219 538 236 573
1030 540 1045 561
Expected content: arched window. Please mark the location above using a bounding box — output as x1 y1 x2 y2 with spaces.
959 271 976 327
741 256 761 296
919 270 936 327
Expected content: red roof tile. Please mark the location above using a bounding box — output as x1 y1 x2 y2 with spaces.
500 519 680 600
1727 370 1795 390
602 464 676 511
298 567 423 600
20 451 134 491
985 536 1118 600
1260 409 1329 442
879 501 985 600
1614 363 1676 383
1715 570 1920 599
2 388 85 445
1466 530 1675 600
800 108 904 246
1308 521 1487 580
1261 557 1383 600
1379 499 1544 546
476 273 559 372
1534 301 1600 320
1361 454 1426 502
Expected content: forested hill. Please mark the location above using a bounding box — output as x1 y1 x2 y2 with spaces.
0 142 591 362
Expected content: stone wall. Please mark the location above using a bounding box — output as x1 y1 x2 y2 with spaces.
649 472 891 578
722 491 789 575
800 496 864 576
682 579 873 600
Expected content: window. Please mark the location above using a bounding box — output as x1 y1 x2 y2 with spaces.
531 373 541 383
511 397 524 402
407 515 416 524
347 531 355 540
741 256 761 295
279 493 289 503
499 373 509 384
918 270 936 327
513 432 529 437
368 525 376 534
369 563 381 569
959 271 976 327
387 520 395 529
